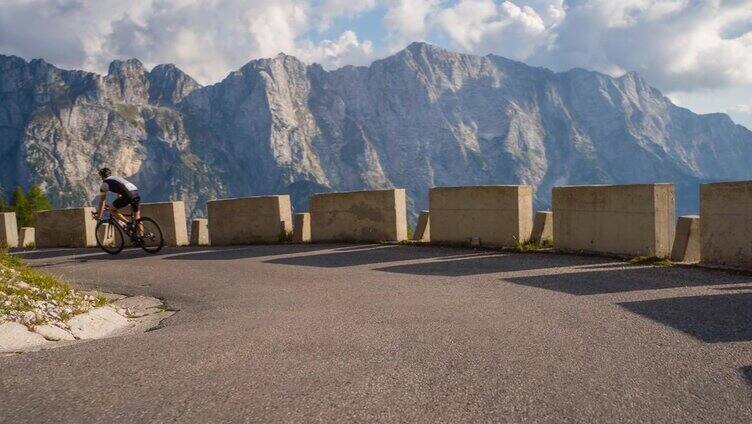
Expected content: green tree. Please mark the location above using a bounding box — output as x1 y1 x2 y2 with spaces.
10 187 29 226
26 185 52 226
0 186 9 212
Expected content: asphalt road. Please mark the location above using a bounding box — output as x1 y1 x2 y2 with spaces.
2 244 752 422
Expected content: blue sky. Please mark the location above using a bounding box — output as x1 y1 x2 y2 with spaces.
1 0 751 127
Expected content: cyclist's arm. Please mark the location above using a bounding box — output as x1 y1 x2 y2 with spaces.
96 183 108 219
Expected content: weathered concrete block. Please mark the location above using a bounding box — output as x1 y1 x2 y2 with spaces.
531 211 553 244
208 195 292 245
36 207 97 248
700 181 752 268
310 189 407 242
429 186 533 247
293 213 311 243
18 227 35 248
670 215 700 263
0 212 18 248
413 210 430 241
552 184 675 257
136 201 188 246
190 219 210 246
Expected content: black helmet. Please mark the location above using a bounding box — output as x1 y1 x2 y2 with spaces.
98 167 111 179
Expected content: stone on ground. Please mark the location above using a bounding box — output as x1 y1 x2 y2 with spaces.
68 307 132 339
34 324 75 341
112 295 163 317
0 322 49 352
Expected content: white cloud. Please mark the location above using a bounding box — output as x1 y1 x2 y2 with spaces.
1 0 751 118
527 0 752 91
383 0 439 45
298 30 374 68
318 0 378 29
102 0 312 83
435 0 558 61
0 0 377 84
424 0 752 94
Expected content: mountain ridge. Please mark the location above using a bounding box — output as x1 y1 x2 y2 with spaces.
1 43 751 222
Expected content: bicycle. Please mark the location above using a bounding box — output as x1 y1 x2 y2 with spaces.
93 206 164 255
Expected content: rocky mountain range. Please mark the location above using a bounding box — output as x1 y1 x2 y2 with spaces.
1 42 751 222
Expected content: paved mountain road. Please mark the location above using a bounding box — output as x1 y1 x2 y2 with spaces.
2 245 752 422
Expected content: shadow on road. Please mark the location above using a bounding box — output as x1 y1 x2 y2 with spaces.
741 367 752 387
13 248 99 260
619 293 752 343
163 244 334 261
373 253 605 276
505 266 752 296
264 245 488 268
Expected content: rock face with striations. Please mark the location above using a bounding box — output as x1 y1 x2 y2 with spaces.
1 42 751 220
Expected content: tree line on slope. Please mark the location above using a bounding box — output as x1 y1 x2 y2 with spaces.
0 186 52 227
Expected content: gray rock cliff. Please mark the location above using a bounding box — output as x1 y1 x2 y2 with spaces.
1 42 751 220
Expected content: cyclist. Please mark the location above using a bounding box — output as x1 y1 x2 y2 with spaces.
94 168 141 232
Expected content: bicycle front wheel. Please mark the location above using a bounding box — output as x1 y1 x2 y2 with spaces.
95 219 125 255
136 217 164 254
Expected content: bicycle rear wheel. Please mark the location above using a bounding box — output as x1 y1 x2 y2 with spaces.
136 217 164 254
95 219 125 255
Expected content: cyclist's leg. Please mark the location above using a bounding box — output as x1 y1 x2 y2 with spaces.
131 196 142 236
109 206 128 226
110 196 130 226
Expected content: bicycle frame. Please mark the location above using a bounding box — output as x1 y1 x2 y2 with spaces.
99 207 138 241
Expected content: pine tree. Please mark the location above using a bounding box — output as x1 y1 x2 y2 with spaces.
0 186 9 212
26 185 52 226
10 187 29 227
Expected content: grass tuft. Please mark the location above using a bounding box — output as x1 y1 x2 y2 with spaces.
0 250 110 326
514 239 553 253
278 230 293 243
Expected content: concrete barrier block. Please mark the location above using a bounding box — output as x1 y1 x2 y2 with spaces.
700 181 752 268
531 211 553 244
310 189 407 242
207 195 293 245
293 213 311 243
413 210 430 241
670 215 700 263
137 201 188 247
552 183 675 257
0 212 18 248
190 219 210 246
18 227 35 248
36 207 97 248
429 186 533 247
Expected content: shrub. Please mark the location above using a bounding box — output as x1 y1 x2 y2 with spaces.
278 230 293 243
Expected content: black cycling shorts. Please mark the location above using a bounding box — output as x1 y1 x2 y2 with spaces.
112 190 141 212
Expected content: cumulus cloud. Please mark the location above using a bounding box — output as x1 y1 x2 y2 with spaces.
99 1 311 83
383 0 439 46
435 0 557 60
318 0 378 29
529 0 752 91
298 30 374 68
1 0 751 100
0 0 377 84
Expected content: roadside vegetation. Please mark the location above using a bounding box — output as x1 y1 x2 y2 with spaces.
0 251 108 328
0 184 53 227
278 230 294 243
515 239 553 252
